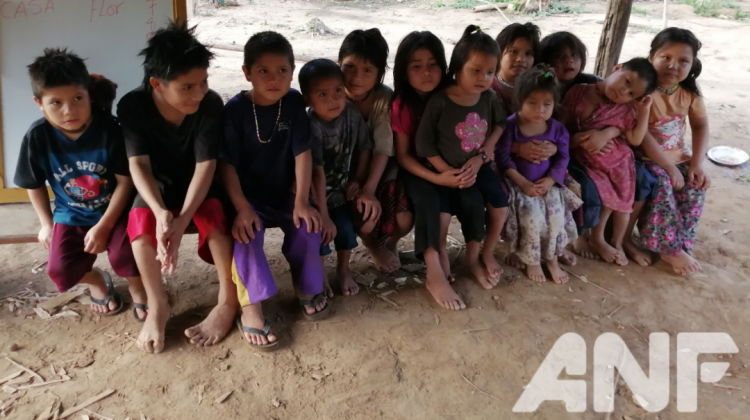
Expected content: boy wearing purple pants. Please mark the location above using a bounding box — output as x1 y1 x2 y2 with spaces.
220 31 330 351
15 48 140 314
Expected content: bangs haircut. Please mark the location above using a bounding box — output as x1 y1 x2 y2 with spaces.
244 31 295 69
139 20 214 87
392 31 447 117
515 64 560 110
338 28 390 84
621 57 659 97
447 25 501 81
539 31 588 73
298 58 344 96
649 27 703 96
495 22 541 66
27 48 90 98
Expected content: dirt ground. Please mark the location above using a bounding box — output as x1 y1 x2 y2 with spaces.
2 0 750 418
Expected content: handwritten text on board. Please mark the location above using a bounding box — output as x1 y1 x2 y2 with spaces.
1 0 55 19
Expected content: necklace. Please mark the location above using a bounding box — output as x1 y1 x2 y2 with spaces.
657 84 679 95
252 97 283 144
497 76 514 89
347 90 371 106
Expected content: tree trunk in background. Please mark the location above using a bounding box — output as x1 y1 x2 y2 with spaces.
594 0 634 78
523 0 550 13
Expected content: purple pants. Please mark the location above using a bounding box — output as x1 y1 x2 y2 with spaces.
232 197 324 306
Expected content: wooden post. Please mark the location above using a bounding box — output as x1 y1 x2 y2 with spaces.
663 0 669 28
593 0 634 78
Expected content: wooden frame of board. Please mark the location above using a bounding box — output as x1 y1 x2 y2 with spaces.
0 0 188 204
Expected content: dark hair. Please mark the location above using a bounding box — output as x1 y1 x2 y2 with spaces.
539 31 588 73
244 31 295 69
298 59 344 96
620 57 658 98
495 22 541 69
338 28 390 84
392 31 448 118
448 25 501 82
27 48 90 98
89 74 118 115
649 27 703 96
139 20 214 87
515 64 560 108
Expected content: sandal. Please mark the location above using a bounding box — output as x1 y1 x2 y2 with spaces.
299 293 331 321
89 270 125 316
132 303 149 322
235 318 279 352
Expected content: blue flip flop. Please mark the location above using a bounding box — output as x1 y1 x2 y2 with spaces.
299 293 331 321
236 317 279 352
89 270 125 316
132 303 148 322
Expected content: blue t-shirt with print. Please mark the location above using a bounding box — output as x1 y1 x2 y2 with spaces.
14 113 129 226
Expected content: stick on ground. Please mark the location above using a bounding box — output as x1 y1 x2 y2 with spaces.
460 374 502 402
5 357 44 382
59 389 115 419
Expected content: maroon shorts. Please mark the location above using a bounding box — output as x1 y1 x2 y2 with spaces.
48 217 140 292
126 198 227 264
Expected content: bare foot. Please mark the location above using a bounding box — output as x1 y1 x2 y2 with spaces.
525 264 546 283
239 303 277 346
613 244 629 266
129 286 148 321
322 275 334 298
504 253 526 270
661 251 702 276
337 265 359 296
589 237 621 264
570 236 600 260
559 249 577 266
545 258 569 284
386 238 399 257
425 270 465 310
88 276 119 314
137 300 169 354
468 258 494 290
367 246 401 273
438 247 455 283
481 251 503 286
184 301 237 347
623 238 652 267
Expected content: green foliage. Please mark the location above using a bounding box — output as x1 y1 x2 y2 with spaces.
432 1 446 7
632 6 649 15
451 0 478 8
737 9 749 19
679 0 720 17
722 1 740 8
549 1 586 13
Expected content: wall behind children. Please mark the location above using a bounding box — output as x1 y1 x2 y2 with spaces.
0 0 188 203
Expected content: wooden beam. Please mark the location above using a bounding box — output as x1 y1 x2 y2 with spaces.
594 0 634 78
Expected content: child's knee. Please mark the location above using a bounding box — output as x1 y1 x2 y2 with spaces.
47 260 85 292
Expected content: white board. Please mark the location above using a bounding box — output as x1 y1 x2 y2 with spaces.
1 0 176 188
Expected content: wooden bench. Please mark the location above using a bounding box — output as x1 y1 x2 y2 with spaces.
0 204 199 245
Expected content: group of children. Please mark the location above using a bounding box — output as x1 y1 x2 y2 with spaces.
15 19 710 352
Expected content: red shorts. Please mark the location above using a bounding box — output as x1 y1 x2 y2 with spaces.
48 217 140 292
126 198 227 264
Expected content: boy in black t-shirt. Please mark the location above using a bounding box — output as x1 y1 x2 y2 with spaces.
14 48 140 315
117 21 236 354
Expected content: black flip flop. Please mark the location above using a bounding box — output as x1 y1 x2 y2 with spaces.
299 293 331 321
132 303 149 322
89 270 125 316
235 318 279 352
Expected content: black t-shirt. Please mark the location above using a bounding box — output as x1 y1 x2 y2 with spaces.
116 87 223 209
14 113 128 226
220 89 311 208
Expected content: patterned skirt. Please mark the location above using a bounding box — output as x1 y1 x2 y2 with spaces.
503 181 582 265
371 177 411 247
637 162 706 255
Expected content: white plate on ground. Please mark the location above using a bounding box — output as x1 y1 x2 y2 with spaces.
707 146 749 167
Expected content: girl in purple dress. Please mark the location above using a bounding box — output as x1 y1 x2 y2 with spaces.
496 66 582 284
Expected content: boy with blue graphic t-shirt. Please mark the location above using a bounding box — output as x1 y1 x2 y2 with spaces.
14 48 141 317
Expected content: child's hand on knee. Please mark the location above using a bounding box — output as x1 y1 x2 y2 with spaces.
321 215 337 245
38 224 52 250
345 181 361 201
356 192 381 223
233 207 261 243
688 164 711 190
294 203 322 233
666 165 686 190
84 222 111 254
